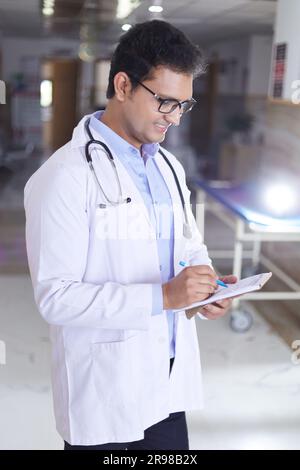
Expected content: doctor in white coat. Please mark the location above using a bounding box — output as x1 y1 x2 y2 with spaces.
24 20 236 450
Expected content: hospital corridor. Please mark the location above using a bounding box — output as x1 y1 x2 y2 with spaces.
0 0 300 452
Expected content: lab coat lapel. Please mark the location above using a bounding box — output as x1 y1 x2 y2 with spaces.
71 114 93 149
154 150 186 271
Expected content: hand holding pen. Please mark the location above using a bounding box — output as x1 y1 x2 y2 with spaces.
178 262 238 320
179 261 228 288
162 262 219 310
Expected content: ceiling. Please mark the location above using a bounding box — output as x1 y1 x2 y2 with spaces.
0 0 277 44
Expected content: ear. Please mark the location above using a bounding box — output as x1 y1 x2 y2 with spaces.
113 72 132 102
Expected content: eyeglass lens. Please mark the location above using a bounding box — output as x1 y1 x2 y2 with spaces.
158 99 195 114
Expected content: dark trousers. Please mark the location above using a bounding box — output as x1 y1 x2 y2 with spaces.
64 358 189 451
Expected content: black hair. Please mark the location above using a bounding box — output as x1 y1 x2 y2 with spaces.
106 20 206 99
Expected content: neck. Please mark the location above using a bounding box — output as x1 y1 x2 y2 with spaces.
100 105 142 150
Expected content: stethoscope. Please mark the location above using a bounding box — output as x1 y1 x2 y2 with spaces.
84 117 192 239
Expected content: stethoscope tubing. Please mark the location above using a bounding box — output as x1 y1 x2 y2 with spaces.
84 117 192 237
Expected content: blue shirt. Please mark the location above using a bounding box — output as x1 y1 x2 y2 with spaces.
90 111 176 359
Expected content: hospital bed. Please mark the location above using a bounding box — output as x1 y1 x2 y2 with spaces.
191 178 300 332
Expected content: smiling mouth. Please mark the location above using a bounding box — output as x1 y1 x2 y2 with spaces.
155 124 169 133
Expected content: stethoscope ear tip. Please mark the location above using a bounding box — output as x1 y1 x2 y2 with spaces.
126 197 131 203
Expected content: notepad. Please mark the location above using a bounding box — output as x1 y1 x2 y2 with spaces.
175 272 272 315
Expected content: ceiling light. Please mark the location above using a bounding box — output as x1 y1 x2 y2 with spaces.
43 0 55 6
148 5 163 13
78 42 97 62
42 7 54 16
40 80 53 108
117 0 141 20
122 23 132 31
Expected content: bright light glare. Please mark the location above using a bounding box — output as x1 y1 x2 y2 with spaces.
264 184 296 214
122 23 132 31
42 7 54 16
148 5 163 13
40 80 52 107
44 0 55 6
78 42 97 62
117 0 140 19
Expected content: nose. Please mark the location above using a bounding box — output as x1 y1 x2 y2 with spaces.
164 106 182 126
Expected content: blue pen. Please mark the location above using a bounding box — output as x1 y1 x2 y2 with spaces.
179 261 228 287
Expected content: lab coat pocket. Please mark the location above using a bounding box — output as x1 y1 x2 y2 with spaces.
91 339 138 411
91 329 139 344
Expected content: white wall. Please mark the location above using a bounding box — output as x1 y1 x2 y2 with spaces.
206 34 273 97
248 35 273 96
272 0 300 100
207 36 250 95
1 37 79 81
0 36 99 115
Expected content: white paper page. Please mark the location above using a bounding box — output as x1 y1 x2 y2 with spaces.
174 272 272 312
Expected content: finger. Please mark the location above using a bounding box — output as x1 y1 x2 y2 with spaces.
193 276 218 289
212 298 232 308
219 275 238 284
189 265 217 278
201 309 223 320
201 305 226 319
194 283 217 295
211 301 225 308
194 275 218 289
184 270 218 287
204 303 224 314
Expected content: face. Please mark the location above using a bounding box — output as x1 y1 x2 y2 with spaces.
113 66 194 149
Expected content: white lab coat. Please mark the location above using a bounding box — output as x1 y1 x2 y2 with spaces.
24 115 212 446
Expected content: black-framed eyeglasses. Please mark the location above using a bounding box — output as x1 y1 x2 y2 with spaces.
134 79 197 115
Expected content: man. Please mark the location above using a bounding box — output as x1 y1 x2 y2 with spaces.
24 20 236 450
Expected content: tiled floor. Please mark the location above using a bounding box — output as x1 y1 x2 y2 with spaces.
0 155 300 449
0 274 61 450
0 274 299 450
190 304 300 450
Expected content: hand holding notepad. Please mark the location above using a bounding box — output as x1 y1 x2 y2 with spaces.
175 272 272 319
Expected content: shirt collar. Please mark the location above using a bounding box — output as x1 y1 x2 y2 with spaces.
90 110 159 163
